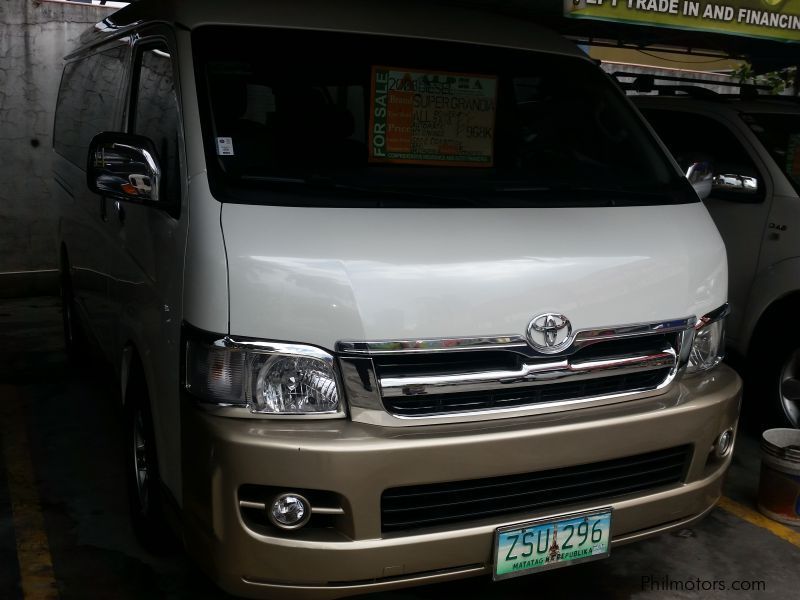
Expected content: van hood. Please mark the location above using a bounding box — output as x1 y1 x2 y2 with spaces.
221 203 726 350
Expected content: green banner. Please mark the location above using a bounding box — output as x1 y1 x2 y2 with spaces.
565 0 800 42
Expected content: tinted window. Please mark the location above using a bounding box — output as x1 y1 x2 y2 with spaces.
642 108 763 201
54 45 126 167
131 44 181 205
193 26 693 208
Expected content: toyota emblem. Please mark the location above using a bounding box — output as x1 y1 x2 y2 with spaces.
526 313 573 354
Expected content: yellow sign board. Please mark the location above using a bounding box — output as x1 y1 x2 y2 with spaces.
565 0 800 43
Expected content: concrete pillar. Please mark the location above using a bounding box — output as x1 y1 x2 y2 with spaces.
0 0 114 297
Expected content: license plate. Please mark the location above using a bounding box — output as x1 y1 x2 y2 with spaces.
493 508 612 580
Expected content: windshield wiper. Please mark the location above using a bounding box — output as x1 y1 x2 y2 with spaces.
487 181 691 206
235 175 687 207
240 174 482 206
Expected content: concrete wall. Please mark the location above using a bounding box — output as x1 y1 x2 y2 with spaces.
0 0 115 297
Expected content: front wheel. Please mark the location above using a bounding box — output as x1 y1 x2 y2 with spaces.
59 256 87 361
777 347 800 427
124 371 174 552
751 338 800 429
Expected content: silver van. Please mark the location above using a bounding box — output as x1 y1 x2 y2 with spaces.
636 91 800 428
54 1 741 597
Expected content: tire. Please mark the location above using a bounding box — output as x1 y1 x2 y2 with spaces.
751 337 800 429
124 367 174 552
59 255 87 362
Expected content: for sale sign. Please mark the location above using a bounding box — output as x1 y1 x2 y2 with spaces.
369 66 497 167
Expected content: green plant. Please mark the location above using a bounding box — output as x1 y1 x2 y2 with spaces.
733 63 797 95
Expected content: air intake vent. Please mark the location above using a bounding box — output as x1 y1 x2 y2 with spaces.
381 445 691 532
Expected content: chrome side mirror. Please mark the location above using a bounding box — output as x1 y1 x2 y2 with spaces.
713 173 759 195
87 132 162 204
686 161 713 201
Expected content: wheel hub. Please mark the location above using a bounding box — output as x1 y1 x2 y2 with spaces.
779 348 800 428
133 410 150 511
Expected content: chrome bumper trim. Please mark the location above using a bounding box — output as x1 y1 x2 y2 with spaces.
239 500 345 516
336 316 695 356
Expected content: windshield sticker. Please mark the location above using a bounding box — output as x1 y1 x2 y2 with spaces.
216 137 235 156
788 134 800 183
369 66 497 167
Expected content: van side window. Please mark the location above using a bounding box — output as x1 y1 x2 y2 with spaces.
742 112 800 196
131 44 180 206
54 46 126 167
641 109 763 201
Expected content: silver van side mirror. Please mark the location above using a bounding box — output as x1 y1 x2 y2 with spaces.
87 132 162 204
713 173 759 195
686 161 713 201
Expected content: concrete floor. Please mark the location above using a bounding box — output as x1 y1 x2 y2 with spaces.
0 297 798 599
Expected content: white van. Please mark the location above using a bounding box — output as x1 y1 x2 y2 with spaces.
54 1 740 597
635 92 800 428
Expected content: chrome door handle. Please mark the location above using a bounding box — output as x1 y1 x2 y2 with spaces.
114 200 126 225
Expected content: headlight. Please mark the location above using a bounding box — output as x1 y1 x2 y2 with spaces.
685 305 728 375
185 333 343 417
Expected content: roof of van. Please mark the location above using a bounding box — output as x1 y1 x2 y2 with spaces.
77 0 583 59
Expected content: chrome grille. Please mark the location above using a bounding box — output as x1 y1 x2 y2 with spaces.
373 334 681 417
383 368 671 417
337 318 693 422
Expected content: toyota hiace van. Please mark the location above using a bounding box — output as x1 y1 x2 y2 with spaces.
54 1 741 597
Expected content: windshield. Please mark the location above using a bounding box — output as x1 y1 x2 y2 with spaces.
193 26 693 207
742 112 800 195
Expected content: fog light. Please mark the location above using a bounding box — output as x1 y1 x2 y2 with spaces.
268 493 311 530
715 428 735 458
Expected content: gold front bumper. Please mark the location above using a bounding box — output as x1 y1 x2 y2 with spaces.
181 365 741 599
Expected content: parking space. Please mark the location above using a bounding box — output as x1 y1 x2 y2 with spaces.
1 297 798 599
